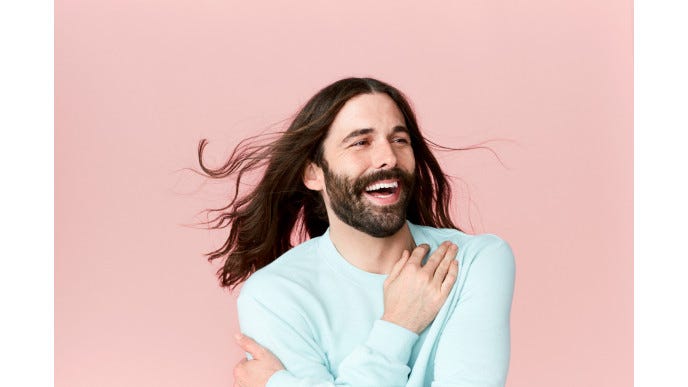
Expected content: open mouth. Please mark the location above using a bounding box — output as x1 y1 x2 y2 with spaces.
363 179 401 204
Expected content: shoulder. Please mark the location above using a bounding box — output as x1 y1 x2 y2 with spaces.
411 223 512 254
410 223 515 272
463 233 514 263
457 233 516 292
238 236 322 303
411 225 517 301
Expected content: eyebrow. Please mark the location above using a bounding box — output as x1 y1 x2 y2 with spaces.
340 126 409 144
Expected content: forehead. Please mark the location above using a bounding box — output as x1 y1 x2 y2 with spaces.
325 92 406 142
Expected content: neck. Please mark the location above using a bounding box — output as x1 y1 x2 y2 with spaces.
328 218 416 275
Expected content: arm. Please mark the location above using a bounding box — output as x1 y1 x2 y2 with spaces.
431 238 516 387
235 243 459 387
237 294 419 387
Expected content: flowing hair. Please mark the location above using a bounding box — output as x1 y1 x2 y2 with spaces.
198 77 460 289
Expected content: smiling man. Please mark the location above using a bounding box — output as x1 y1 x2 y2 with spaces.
198 78 515 387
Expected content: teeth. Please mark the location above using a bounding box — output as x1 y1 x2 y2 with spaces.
365 181 398 192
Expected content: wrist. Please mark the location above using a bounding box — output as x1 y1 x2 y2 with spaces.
365 320 419 365
381 314 420 334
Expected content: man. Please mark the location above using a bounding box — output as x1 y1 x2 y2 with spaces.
199 78 515 386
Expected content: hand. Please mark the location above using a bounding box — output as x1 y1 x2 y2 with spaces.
382 241 459 334
233 333 285 387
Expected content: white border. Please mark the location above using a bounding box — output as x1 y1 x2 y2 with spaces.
0 1 54 386
635 0 688 385
2 0 686 385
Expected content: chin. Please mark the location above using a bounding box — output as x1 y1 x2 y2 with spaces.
349 213 407 238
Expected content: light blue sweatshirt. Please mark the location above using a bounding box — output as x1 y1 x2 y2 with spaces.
237 221 515 387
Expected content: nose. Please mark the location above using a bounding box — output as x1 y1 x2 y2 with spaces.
372 141 398 170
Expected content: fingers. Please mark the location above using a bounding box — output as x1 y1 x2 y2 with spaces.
422 241 451 274
387 249 410 282
233 358 248 385
235 333 265 359
440 259 459 296
407 244 430 266
431 242 458 284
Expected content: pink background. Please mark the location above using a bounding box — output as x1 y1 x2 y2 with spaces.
56 1 632 386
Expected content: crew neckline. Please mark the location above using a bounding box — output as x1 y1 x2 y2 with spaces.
318 221 437 287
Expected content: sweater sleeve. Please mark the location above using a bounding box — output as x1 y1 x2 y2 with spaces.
430 238 516 387
237 291 419 387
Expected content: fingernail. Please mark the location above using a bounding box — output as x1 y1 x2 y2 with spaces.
234 333 243 341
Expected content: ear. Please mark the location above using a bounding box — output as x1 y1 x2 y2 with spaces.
303 162 325 191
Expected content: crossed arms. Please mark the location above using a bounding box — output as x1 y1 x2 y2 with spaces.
233 237 515 387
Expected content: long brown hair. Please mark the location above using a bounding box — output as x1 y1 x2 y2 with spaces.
198 77 459 289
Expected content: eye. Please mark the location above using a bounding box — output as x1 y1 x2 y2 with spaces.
392 137 410 145
350 139 369 147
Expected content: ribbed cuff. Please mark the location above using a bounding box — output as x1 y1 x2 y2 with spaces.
365 319 419 364
266 370 299 387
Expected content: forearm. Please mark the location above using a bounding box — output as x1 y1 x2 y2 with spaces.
334 320 417 386
239 295 418 387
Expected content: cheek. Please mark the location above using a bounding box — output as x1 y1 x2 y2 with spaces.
401 150 416 171
335 156 368 176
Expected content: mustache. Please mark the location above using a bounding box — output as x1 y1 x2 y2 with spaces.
351 168 416 195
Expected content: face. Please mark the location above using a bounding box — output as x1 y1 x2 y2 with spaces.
304 92 417 237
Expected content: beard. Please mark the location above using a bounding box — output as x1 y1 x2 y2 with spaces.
321 161 416 238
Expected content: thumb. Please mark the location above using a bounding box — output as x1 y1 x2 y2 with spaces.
235 333 265 358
